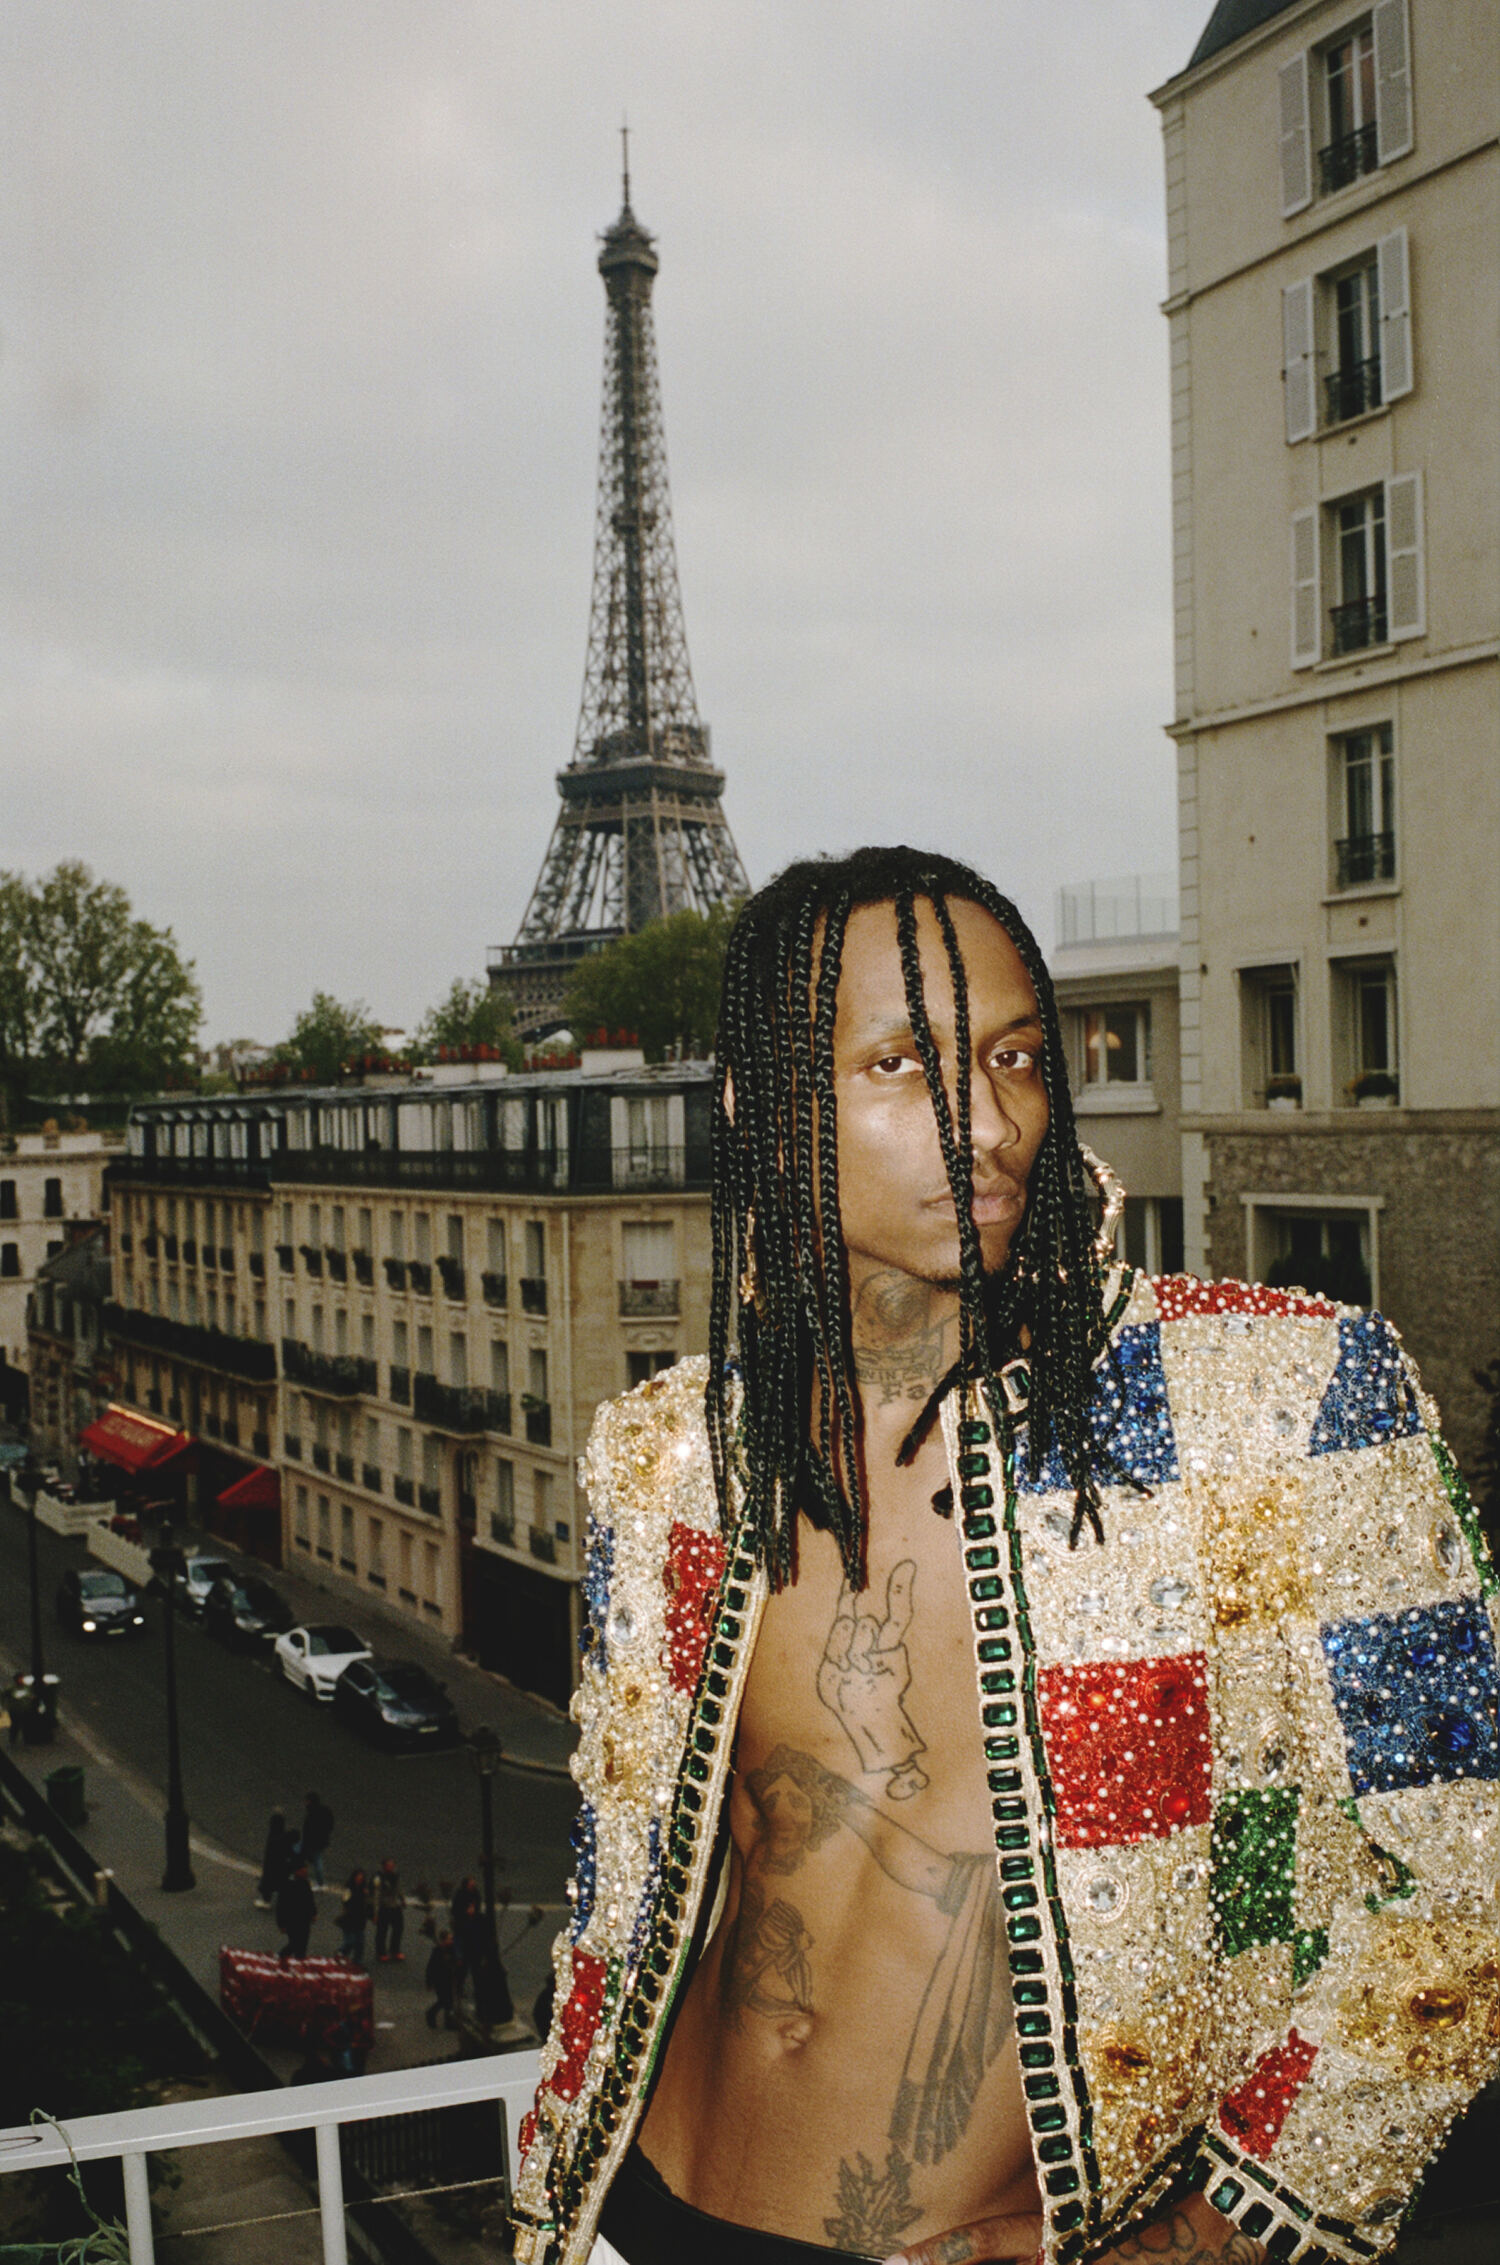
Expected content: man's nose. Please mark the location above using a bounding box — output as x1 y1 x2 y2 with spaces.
962 1063 1021 1154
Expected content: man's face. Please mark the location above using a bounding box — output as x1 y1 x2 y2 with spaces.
831 896 1048 1288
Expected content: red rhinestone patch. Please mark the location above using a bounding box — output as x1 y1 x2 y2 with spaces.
1039 1653 1213 1846
663 1520 725 1693
1218 2028 1319 2159
1153 1275 1335 1323
546 1950 608 2101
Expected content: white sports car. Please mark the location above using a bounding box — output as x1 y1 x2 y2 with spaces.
273 1622 372 1702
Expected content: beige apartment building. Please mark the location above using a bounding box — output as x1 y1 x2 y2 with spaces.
0 1126 119 1418
1153 0 1499 1469
105 1061 712 1703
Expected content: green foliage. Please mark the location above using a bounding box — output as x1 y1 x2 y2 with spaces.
413 978 522 1070
563 905 736 1064
0 864 202 1107
278 992 385 1085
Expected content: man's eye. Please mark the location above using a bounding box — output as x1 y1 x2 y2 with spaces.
871 1055 915 1076
992 1047 1039 1073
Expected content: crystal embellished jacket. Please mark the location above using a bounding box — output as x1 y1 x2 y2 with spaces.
510 1272 1500 2265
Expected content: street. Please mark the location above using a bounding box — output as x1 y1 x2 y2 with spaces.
0 1501 578 1924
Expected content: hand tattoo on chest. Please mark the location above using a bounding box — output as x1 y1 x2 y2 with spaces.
817 1560 929 1798
719 1740 1015 2249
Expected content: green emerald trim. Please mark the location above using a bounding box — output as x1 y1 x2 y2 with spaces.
1032 2105 1066 2132
1045 2166 1081 2196
963 1512 997 1538
965 1545 1000 1571
1024 2071 1060 2098
1430 1435 1498 1596
1053 2202 1085 2234
959 1419 992 1443
958 1452 989 1477
961 1485 995 1509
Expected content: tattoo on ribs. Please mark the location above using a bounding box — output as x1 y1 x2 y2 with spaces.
823 2146 922 2254
731 1744 1014 2170
816 1559 929 1798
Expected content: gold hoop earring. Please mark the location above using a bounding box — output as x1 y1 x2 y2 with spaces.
739 1205 768 1318
1078 1144 1126 1267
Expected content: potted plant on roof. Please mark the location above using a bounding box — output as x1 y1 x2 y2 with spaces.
1350 1069 1399 1108
1266 1074 1302 1112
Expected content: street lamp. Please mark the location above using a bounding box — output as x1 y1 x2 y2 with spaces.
148 1520 195 1892
467 1725 514 2027
21 1457 56 1744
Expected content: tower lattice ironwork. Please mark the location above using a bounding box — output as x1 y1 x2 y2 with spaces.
493 156 748 1036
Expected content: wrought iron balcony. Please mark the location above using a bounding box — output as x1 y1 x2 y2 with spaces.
408 1260 433 1298
389 1362 411 1404
418 1483 441 1516
619 1278 680 1318
283 1433 302 1460
352 1249 374 1286
486 1389 512 1434
437 1255 466 1301
1318 119 1378 195
1324 355 1382 426
481 1270 508 1308
325 1247 348 1282
299 1243 324 1277
102 1302 277 1385
1330 593 1388 654
520 1276 548 1316
248 1249 265 1278
281 1339 377 1398
362 1462 382 1492
528 1525 557 1564
312 1442 332 1473
0 2043 538 2265
413 1373 489 1433
524 1399 552 1447
275 1243 294 1272
162 1234 178 1261
393 1473 415 1506
383 1255 408 1291
335 1452 356 1482
182 1239 198 1266
142 1233 159 1257
1335 831 1397 887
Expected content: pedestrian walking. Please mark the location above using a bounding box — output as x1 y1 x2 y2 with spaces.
297 1790 334 1887
254 1807 297 1910
374 1857 405 1962
424 1930 461 2030
275 1861 316 1960
337 1867 370 1965
450 1873 485 1990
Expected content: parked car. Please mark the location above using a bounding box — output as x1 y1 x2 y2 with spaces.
56 1567 147 1639
273 1623 372 1701
332 1657 461 1749
174 1555 234 1618
203 1573 294 1651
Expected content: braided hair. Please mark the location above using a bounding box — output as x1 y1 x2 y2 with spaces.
706 845 1110 1592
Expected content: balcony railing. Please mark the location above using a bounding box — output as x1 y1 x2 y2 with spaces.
1324 355 1382 426
325 1247 348 1282
281 1340 377 1398
0 2050 540 2265
619 1278 680 1318
362 1462 382 1492
481 1270 508 1308
182 1238 198 1266
520 1276 547 1316
408 1260 433 1298
393 1473 415 1506
384 1256 408 1291
335 1451 356 1482
418 1483 441 1517
102 1302 277 1384
413 1373 489 1433
299 1243 324 1277
162 1234 178 1261
438 1255 466 1301
283 1433 302 1460
486 1389 512 1434
1330 593 1388 654
312 1442 332 1473
524 1400 552 1447
248 1249 266 1278
389 1362 411 1404
1335 831 1397 887
352 1249 374 1287
276 1243 294 1272
528 1525 557 1564
1318 119 1378 195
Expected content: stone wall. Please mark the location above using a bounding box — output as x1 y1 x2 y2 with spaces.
1203 1115 1500 1483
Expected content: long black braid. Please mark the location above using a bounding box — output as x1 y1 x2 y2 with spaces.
707 845 1111 1592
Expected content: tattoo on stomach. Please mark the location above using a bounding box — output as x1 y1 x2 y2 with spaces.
724 1742 1017 2245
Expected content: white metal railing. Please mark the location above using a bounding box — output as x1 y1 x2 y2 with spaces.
0 2049 542 2265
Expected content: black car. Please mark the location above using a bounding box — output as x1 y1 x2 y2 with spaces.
56 1566 147 1639
332 1657 460 1749
203 1573 294 1651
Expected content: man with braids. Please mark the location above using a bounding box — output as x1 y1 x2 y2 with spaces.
511 848 1500 2265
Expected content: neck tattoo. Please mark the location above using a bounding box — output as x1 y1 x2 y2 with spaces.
849 1269 960 1408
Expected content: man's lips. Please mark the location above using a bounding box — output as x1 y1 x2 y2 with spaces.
926 1178 1026 1224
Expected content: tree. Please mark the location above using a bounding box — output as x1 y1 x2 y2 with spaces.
279 992 385 1085
563 904 736 1064
0 861 202 1108
413 977 523 1069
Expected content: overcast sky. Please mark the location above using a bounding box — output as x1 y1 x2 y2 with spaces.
1 1 1212 1045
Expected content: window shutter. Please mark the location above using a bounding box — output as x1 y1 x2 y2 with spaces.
1278 53 1312 216
1290 507 1320 668
1373 0 1414 164
1385 472 1425 639
1377 229 1413 401
1282 277 1317 441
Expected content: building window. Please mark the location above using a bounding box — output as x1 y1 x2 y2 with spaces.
1278 5 1412 217
417 1322 434 1374
446 1214 464 1262
490 1338 510 1392
487 1217 507 1273
626 1348 677 1388
1120 1198 1185 1279
43 1178 63 1219
339 1504 356 1571
1078 1005 1151 1090
524 1220 545 1279
448 1332 468 1388
1239 965 1300 1108
414 1213 432 1265
0 1182 15 1221
1337 957 1399 1104
1285 239 1414 441
1333 725 1396 887
388 1211 406 1261
1252 1202 1375 1307
294 1485 310 1549
0 1244 18 1279
492 1457 515 1543
1291 476 1423 667
316 1494 332 1560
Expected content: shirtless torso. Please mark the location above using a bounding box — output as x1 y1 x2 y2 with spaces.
641 1276 1042 2256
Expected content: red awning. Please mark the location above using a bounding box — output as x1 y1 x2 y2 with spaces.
217 1465 280 1515
79 1407 192 1476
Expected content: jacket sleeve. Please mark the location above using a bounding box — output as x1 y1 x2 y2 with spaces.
1188 1318 1500 2260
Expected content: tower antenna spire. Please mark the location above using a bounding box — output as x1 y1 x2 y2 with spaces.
492 173 748 1038
620 117 631 209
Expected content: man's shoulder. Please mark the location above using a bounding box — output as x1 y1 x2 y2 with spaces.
579 1354 722 1538
1121 1268 1359 1334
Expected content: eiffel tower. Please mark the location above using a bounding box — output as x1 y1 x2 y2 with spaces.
493 149 749 1037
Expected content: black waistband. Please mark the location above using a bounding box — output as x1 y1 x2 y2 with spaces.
597 2141 882 2265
